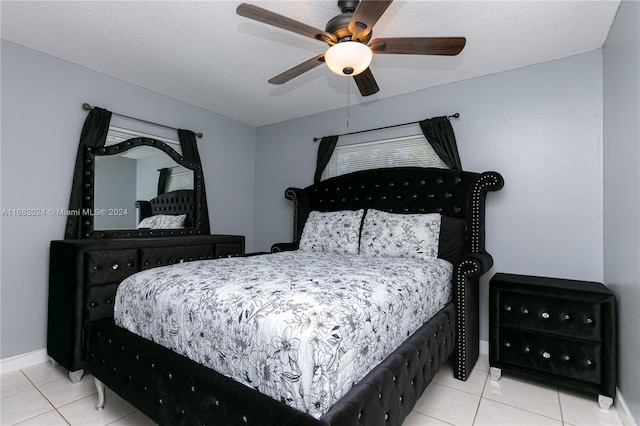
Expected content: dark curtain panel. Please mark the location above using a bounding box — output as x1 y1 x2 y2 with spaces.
314 135 339 183
64 107 112 239
419 116 462 171
178 129 210 234
157 168 170 195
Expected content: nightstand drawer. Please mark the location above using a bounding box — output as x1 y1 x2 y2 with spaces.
499 292 602 341
499 328 602 384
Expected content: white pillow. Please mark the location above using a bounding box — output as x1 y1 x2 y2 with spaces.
360 210 441 260
138 214 186 229
299 209 364 254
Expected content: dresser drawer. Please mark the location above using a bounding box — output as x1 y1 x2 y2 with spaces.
84 283 119 323
499 328 602 384
85 250 138 285
215 242 243 258
140 244 214 270
499 292 602 342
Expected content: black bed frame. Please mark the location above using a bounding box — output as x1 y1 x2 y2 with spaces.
88 167 503 425
135 189 196 227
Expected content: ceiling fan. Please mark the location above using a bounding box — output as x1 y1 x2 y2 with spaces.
236 0 466 97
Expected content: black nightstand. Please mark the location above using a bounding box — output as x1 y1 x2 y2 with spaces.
489 273 616 410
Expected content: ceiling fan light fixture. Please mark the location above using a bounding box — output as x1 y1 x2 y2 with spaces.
324 41 373 76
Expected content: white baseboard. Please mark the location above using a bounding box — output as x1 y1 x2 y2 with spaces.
480 339 489 355
616 388 638 426
0 348 49 375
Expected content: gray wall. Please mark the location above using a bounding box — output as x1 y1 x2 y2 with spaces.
0 40 256 358
254 51 604 349
136 152 183 202
603 0 640 421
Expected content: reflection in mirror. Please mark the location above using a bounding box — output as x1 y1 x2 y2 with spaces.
93 145 194 230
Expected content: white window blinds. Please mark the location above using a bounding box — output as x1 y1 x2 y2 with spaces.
326 135 447 178
105 126 182 155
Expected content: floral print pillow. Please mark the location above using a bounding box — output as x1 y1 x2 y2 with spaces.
138 213 186 229
360 210 441 260
299 209 364 254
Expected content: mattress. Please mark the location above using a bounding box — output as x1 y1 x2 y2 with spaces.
114 251 452 418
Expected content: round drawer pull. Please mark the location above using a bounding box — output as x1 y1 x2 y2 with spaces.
112 264 119 270
504 341 511 348
562 354 571 362
524 346 531 353
585 359 593 366
542 351 551 359
586 317 594 324
564 314 571 321
541 312 550 319
505 305 512 312
522 308 530 314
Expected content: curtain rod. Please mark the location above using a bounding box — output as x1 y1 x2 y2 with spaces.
312 113 459 142
82 103 203 138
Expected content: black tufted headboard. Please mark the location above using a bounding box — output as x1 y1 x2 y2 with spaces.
281 167 503 256
135 189 195 227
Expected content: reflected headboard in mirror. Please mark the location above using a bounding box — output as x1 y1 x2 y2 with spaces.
81 137 205 238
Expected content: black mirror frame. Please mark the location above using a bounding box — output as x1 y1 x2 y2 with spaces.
81 137 204 238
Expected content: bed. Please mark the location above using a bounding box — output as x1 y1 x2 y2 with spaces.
135 189 195 228
88 166 503 425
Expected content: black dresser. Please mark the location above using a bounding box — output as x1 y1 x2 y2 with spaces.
47 235 245 382
489 273 616 409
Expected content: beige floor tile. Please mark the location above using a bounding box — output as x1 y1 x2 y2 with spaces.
558 391 624 426
404 410 453 425
56 389 136 426
14 409 70 425
432 362 488 396
21 362 68 387
474 398 562 426
0 371 34 398
475 353 490 372
0 388 55 425
413 382 481 425
482 375 561 420
38 374 97 408
107 411 157 425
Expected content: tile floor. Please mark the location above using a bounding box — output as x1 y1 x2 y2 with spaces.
1 354 625 425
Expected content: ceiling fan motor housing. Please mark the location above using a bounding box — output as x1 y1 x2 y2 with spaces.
327 0 371 43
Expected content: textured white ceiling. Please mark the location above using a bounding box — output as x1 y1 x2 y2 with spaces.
1 0 620 127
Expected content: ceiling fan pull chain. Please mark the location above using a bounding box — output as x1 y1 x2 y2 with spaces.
347 77 351 128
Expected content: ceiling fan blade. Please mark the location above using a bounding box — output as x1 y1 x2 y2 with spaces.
268 54 326 85
349 0 393 42
353 68 379 96
237 3 336 44
369 37 466 55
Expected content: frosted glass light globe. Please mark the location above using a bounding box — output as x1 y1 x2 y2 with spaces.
324 42 373 76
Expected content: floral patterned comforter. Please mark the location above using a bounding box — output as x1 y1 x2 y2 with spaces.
114 251 452 418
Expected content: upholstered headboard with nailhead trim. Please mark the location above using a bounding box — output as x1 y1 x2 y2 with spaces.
281 167 503 256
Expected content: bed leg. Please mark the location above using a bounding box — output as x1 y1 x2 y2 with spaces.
94 378 106 411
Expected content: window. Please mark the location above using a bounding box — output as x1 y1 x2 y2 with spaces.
105 126 182 155
326 135 447 178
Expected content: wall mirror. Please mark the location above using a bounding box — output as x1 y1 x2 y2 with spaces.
81 137 204 238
